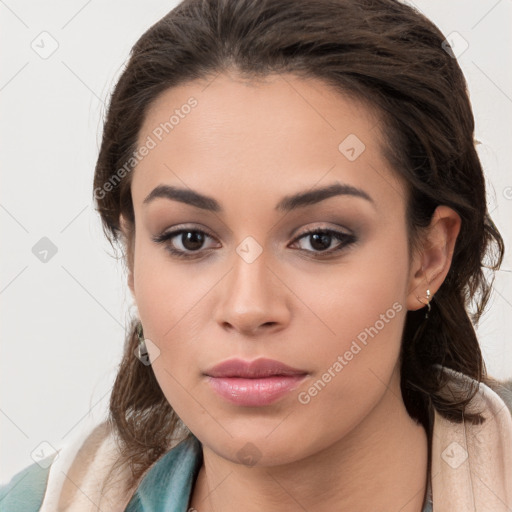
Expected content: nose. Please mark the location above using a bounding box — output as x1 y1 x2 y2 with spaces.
214 248 291 337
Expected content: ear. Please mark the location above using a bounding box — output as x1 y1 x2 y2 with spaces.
119 213 135 296
406 205 461 311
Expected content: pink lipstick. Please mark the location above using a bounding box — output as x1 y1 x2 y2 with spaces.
203 357 308 406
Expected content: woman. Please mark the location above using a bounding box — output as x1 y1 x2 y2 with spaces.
1 0 511 510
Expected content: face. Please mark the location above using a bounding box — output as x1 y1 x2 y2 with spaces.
126 71 419 466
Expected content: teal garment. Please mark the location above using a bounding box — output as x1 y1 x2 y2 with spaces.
125 434 203 511
0 434 432 511
0 454 56 512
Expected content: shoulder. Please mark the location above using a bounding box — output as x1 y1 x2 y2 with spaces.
434 364 512 417
1 420 200 512
0 420 130 512
489 378 512 415
431 367 512 509
0 454 56 512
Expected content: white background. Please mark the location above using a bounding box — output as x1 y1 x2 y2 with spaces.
1 0 511 482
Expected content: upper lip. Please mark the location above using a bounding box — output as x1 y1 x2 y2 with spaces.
204 357 308 378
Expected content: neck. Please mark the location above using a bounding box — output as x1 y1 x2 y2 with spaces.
190 368 429 512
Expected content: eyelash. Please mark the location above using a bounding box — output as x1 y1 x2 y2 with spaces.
152 225 357 260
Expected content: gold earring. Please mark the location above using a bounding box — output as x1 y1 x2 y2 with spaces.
416 289 432 319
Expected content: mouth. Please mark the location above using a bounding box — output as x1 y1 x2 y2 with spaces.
203 357 308 406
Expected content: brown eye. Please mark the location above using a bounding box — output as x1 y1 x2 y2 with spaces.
152 228 220 259
292 228 356 255
179 231 206 251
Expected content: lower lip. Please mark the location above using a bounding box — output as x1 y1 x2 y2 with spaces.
206 375 307 406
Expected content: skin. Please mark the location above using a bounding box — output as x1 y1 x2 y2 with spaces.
120 71 461 512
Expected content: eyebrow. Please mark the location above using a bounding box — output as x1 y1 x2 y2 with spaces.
143 182 374 212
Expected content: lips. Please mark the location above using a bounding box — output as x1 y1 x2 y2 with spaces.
204 358 308 406
204 357 307 378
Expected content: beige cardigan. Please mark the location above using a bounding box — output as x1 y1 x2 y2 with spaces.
36 366 512 511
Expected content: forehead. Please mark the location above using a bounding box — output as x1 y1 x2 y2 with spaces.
132 72 406 216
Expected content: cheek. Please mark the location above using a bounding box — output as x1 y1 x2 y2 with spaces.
294 230 409 406
133 235 214 340
307 231 409 353
132 247 209 422
132 239 224 407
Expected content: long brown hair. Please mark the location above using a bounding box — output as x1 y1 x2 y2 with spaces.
93 0 505 493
